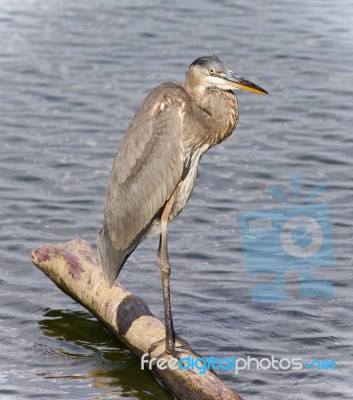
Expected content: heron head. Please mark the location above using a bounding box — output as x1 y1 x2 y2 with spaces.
186 55 268 95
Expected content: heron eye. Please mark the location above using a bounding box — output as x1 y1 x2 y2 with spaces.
208 68 215 75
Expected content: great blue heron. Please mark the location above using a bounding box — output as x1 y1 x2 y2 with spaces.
98 55 268 356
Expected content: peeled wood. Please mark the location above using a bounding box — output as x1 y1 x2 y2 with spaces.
31 238 242 400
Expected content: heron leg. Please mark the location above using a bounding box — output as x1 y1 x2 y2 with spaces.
157 196 176 355
148 196 196 359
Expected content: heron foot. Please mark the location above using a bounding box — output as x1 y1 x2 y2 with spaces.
148 334 193 357
148 336 217 375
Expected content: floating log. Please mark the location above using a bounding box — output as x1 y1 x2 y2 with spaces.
31 238 242 400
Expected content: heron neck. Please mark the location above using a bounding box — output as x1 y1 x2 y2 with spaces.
185 83 239 147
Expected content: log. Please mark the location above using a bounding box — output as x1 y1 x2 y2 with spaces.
31 238 242 400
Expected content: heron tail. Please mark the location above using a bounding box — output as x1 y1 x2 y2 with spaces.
97 225 124 287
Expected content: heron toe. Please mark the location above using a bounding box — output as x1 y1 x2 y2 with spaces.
149 335 196 358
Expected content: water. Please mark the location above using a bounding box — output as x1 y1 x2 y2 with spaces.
1 0 352 398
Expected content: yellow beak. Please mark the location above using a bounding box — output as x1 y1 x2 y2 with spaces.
225 72 268 95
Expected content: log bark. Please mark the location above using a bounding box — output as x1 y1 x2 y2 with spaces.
31 238 242 400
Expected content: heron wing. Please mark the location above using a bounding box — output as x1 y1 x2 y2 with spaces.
98 83 187 284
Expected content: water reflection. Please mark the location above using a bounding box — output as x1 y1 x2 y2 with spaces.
38 310 172 399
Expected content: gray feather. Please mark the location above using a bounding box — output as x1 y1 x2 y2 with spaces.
98 83 188 284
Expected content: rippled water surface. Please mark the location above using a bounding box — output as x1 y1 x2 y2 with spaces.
1 0 353 399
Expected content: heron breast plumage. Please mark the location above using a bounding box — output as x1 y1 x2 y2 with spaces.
146 142 209 238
